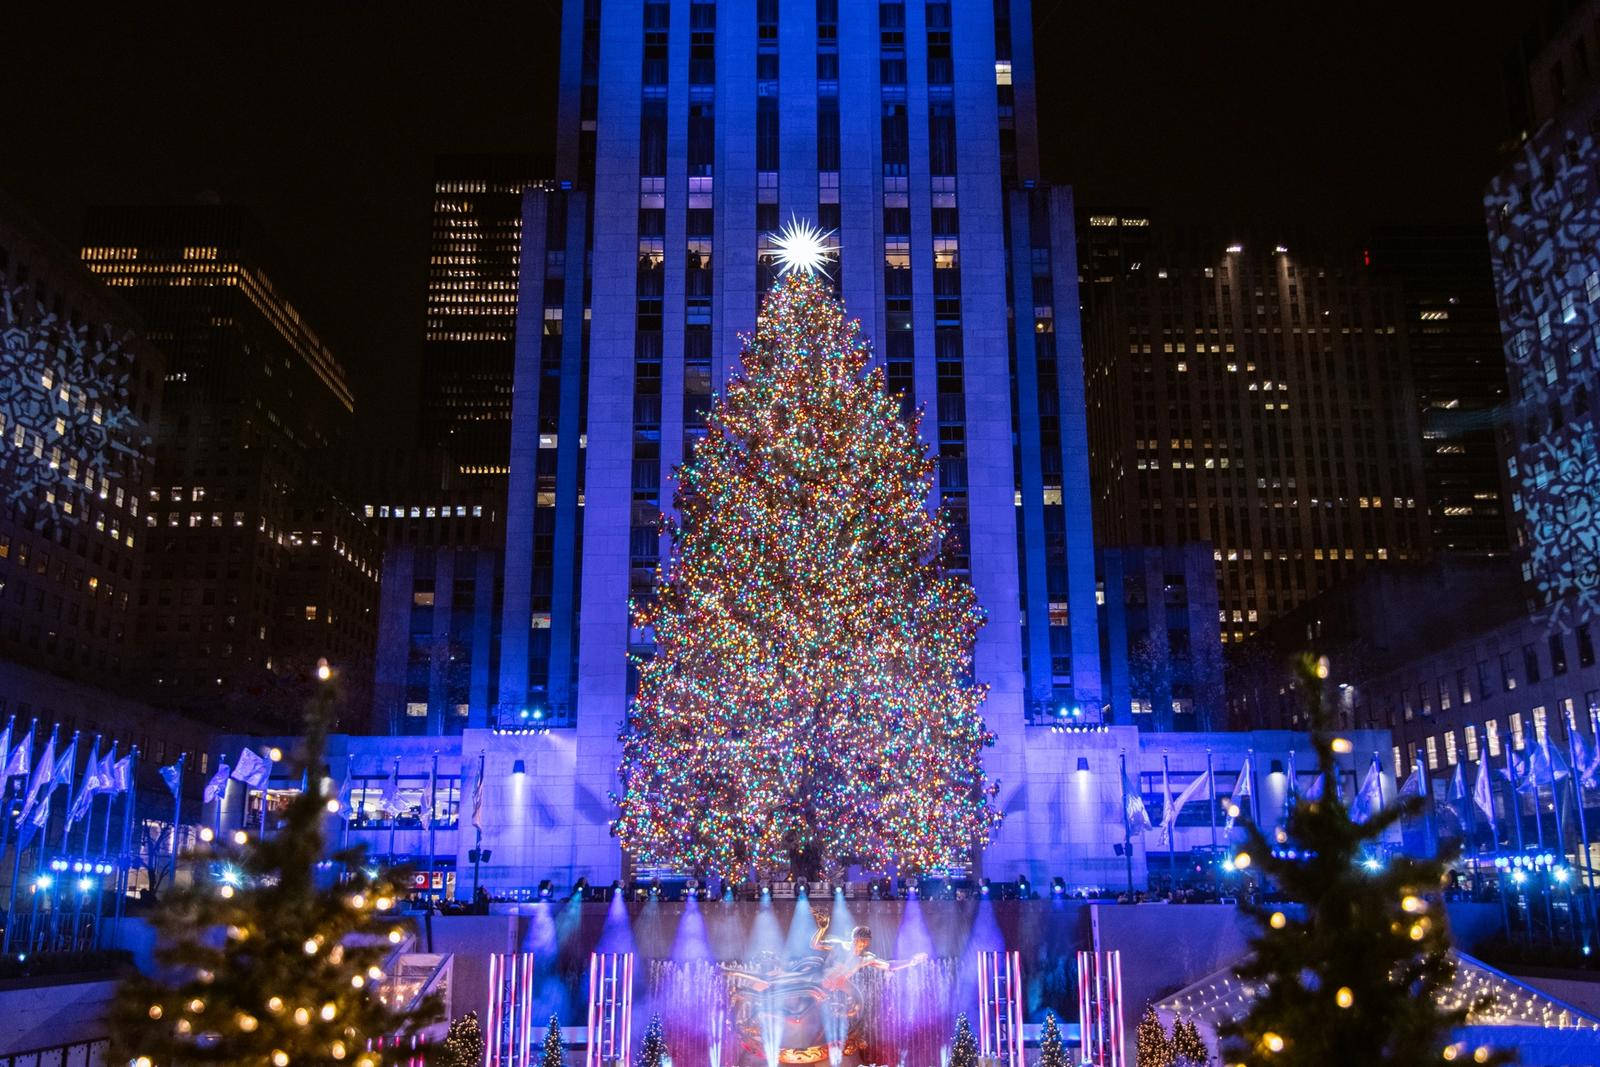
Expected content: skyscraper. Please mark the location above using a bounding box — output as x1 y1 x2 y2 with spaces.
419 155 550 485
1367 227 1509 557
0 190 162 689
467 0 1103 878
80 206 380 729
1486 0 1600 632
1083 224 1433 642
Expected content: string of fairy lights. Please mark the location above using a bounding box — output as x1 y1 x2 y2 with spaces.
613 262 1000 879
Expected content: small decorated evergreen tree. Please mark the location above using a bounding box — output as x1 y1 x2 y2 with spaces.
637 1013 668 1067
1135 1006 1174 1067
543 1014 565 1067
443 1011 485 1067
107 671 439 1066
1169 1016 1207 1067
1218 656 1511 1066
950 1012 979 1067
1037 1010 1069 1067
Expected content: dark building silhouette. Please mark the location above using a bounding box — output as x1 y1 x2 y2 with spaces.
80 205 379 729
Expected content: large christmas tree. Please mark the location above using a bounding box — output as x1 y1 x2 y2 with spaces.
614 251 999 878
108 670 439 1066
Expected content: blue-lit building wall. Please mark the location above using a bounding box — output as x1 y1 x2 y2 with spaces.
482 0 1099 881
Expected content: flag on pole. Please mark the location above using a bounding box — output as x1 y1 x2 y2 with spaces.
471 759 484 830
50 735 77 787
1161 771 1212 844
231 748 271 789
22 731 55 809
1474 759 1495 820
110 754 134 794
203 759 231 803
1231 758 1252 798
419 761 435 830
3 724 31 779
0 719 10 781
159 762 183 799
1122 763 1153 834
1304 774 1325 802
1398 766 1425 799
1352 760 1385 823
65 741 105 826
379 760 401 815
1156 762 1175 843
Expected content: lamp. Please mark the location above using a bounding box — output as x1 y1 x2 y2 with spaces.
1269 759 1285 776
512 759 527 776
1076 757 1091 773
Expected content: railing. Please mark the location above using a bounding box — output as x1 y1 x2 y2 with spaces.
0 1038 109 1067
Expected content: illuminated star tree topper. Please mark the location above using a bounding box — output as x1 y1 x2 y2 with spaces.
769 216 838 278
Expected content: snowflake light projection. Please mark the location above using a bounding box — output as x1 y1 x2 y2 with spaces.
0 284 142 523
1486 126 1600 632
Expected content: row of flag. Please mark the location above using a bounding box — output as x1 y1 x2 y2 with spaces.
1121 733 1600 843
0 719 133 835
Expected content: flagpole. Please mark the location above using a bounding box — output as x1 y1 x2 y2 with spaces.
1119 750 1134 894
471 750 485 902
387 755 400 864
1564 704 1599 942
258 749 274 837
340 755 352 852
1541 735 1572 943
1206 748 1217 852
0 715 21 944
0 713 16 899
427 753 439 903
2 721 38 954
169 753 186 887
1248 747 1262 829
1162 753 1175 880
1285 749 1296 826
214 752 228 836
32 730 79 953
64 734 102 951
111 746 139 945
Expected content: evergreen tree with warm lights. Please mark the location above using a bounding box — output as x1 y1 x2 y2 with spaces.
541 1014 564 1067
108 669 440 1066
1037 1010 1069 1067
949 1012 979 1067
1169 1016 1207 1067
1218 656 1510 1066
636 1013 668 1067
614 249 999 879
1135 1006 1174 1067
443 1011 485 1067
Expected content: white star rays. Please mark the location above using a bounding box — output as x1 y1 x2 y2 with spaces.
769 216 839 278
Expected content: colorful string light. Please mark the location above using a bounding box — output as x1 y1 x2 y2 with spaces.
614 272 1000 878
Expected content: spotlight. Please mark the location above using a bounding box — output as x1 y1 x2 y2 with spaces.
573 877 589 900
1076 757 1090 774
610 879 622 899
1052 877 1066 896
531 707 545 721
512 759 527 776
33 874 52 890
77 877 93 893
834 883 844 897
538 880 553 900
979 878 990 896
1017 875 1030 899
796 882 808 899
723 885 734 902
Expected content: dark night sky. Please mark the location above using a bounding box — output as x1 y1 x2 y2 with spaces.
0 0 1521 440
